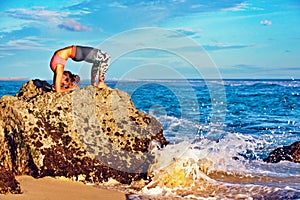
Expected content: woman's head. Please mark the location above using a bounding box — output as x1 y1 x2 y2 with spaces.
62 71 80 88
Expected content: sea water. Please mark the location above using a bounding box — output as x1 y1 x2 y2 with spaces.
1 79 300 199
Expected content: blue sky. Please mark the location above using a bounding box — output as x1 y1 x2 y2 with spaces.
0 0 299 80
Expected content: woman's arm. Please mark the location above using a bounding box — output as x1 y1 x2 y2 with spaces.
53 64 64 93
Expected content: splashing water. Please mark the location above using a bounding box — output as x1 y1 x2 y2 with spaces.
138 133 300 199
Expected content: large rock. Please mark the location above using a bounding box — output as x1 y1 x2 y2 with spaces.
263 141 300 163
0 121 21 194
0 80 168 194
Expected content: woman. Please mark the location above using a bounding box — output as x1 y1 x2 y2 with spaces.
50 45 110 93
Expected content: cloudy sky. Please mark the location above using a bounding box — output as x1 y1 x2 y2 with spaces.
0 0 299 80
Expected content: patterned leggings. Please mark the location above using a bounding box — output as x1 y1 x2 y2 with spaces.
72 46 110 85
90 50 110 85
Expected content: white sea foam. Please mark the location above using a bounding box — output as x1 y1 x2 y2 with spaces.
139 129 300 198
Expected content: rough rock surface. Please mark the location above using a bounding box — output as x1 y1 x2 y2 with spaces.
0 79 168 194
263 141 300 163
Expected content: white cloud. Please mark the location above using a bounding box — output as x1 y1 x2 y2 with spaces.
171 0 186 3
0 37 52 51
58 19 91 31
5 7 67 24
203 42 253 51
4 7 91 32
108 2 128 9
174 28 203 36
221 3 249 12
260 20 272 26
0 52 14 58
190 4 203 9
252 7 264 11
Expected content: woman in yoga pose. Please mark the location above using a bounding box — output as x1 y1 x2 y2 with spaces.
50 45 110 93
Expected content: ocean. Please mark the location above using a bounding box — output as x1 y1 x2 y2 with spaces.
1 79 300 199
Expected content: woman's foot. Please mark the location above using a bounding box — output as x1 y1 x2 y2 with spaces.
97 81 108 89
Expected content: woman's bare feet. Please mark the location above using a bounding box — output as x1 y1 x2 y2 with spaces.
97 81 108 89
96 76 110 89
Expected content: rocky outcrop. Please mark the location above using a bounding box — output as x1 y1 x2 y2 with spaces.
0 125 21 194
0 80 168 194
0 167 21 194
263 141 300 163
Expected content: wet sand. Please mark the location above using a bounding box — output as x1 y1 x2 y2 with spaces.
0 176 126 200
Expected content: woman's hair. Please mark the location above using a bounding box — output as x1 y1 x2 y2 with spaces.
63 71 81 87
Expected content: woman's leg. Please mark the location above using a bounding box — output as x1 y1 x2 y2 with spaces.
91 50 110 86
96 50 110 78
91 63 98 86
73 46 110 86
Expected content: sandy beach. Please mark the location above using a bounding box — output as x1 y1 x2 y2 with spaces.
0 176 126 200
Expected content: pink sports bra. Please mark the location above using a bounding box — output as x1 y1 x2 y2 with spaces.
50 46 77 71
50 54 67 71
